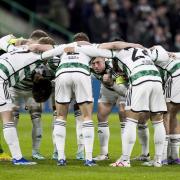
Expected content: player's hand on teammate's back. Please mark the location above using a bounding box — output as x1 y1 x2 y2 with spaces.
64 47 75 53
28 44 41 53
168 52 176 59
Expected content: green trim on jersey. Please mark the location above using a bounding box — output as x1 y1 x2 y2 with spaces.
57 62 90 72
14 71 20 85
14 77 33 90
168 62 180 75
122 64 129 77
5 60 42 87
0 63 10 77
48 61 58 71
24 66 31 77
130 70 160 83
158 68 165 79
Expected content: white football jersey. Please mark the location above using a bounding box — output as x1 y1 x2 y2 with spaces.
149 45 180 78
56 47 92 77
114 47 161 85
0 50 42 87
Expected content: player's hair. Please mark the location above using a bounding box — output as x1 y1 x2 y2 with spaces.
73 32 90 42
32 73 52 103
29 29 49 40
15 39 30 46
38 37 55 45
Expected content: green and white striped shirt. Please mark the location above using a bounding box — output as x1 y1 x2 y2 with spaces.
114 47 162 85
0 50 42 87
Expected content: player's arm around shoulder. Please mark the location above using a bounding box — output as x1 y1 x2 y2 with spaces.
28 44 54 53
168 52 180 60
99 41 143 50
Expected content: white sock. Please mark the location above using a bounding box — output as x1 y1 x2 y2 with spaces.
31 112 42 154
82 120 94 161
121 118 137 161
137 123 149 156
152 120 166 162
52 111 57 153
169 134 180 160
75 109 84 153
120 121 126 149
3 122 22 160
98 121 109 155
53 119 66 160
162 135 169 161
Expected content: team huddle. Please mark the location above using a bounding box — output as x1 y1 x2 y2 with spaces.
0 30 180 167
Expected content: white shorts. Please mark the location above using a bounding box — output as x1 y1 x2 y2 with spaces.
126 81 167 113
165 76 180 103
0 79 14 112
55 72 93 103
8 87 41 110
98 84 125 105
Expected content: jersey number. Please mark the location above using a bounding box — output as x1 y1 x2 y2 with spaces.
132 49 148 61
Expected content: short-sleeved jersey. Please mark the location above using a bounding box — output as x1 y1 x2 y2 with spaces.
55 50 92 77
14 64 55 91
150 45 180 79
47 56 61 73
165 59 180 78
55 43 114 77
114 47 162 85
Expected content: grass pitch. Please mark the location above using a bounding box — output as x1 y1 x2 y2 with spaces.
0 113 180 180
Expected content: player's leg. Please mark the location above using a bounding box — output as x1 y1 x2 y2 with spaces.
49 89 58 160
111 81 166 167
93 102 112 160
161 108 170 164
164 77 180 164
12 108 19 127
168 102 180 164
54 102 69 166
74 73 95 166
143 113 166 167
143 82 166 167
3 86 36 165
94 86 119 161
53 73 72 166
113 85 142 167
118 102 126 136
52 109 58 160
2 110 22 160
1 110 36 165
74 102 84 160
110 110 139 167
78 102 95 166
133 112 150 161
27 99 45 160
8 87 21 127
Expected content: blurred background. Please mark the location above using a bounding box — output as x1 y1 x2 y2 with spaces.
0 0 180 112
0 0 180 51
